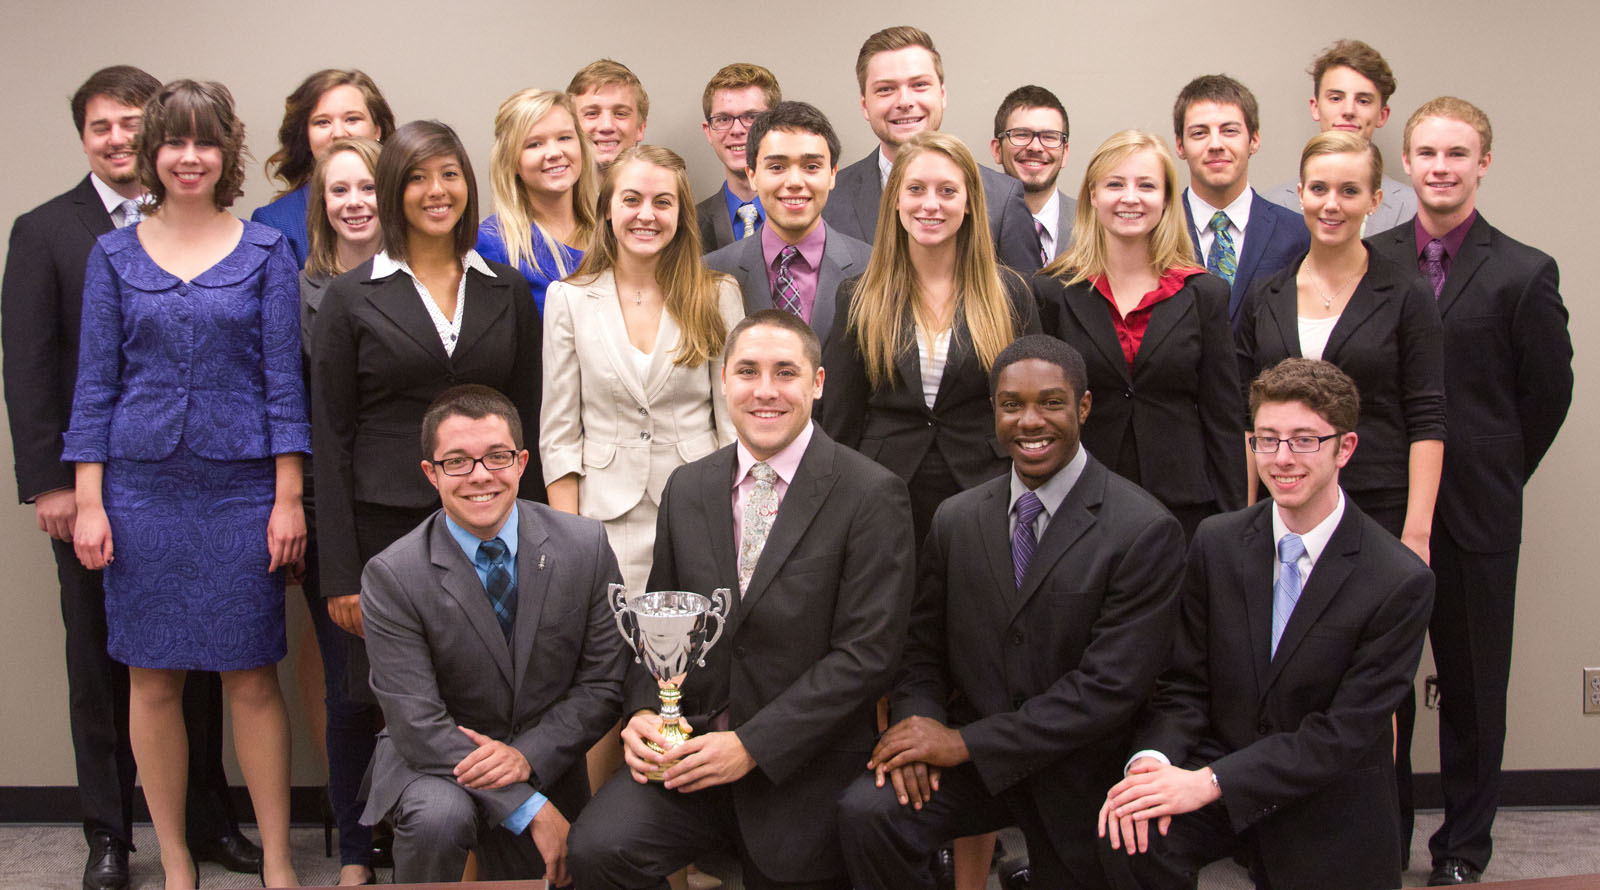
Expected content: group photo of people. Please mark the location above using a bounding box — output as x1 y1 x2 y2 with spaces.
0 10 1586 890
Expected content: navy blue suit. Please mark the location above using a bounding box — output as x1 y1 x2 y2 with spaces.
250 184 310 269
1183 189 1309 328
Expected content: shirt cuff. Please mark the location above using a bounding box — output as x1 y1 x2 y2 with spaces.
1125 749 1171 774
500 791 547 836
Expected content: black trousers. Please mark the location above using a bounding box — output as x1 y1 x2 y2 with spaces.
52 537 237 846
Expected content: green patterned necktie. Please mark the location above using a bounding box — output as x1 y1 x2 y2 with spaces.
1207 211 1237 284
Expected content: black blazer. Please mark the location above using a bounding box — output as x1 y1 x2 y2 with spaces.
819 272 1041 490
2 176 111 502
1236 251 1445 496
310 256 544 599
633 428 915 883
695 187 738 254
1034 270 1244 512
1137 500 1434 890
896 456 1183 882
1369 215 1573 551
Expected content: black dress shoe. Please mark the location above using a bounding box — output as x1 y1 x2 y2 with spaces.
932 844 956 890
83 832 130 890
998 857 1031 890
1428 858 1482 885
192 829 263 874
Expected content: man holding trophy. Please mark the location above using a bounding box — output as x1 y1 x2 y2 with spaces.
570 309 917 890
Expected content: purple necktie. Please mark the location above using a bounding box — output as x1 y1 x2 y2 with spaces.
774 245 803 318
1012 490 1045 589
1035 219 1049 266
1423 238 1447 298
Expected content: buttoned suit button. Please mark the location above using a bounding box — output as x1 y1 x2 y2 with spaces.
1122 388 1133 399
638 407 648 416
640 430 651 440
178 285 189 296
1010 630 1024 645
1011 693 1025 709
734 646 746 658
1257 721 1270 735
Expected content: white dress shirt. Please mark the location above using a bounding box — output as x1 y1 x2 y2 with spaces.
1034 190 1062 263
1185 187 1253 268
371 249 495 356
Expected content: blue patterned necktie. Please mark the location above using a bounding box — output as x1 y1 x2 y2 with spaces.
1207 211 1237 284
1424 239 1447 298
736 203 759 239
1011 490 1045 589
1270 533 1306 657
478 538 517 642
774 245 804 318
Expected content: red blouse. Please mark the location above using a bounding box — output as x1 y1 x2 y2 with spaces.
1092 267 1205 368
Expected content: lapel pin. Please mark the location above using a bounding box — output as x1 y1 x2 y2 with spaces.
538 553 547 570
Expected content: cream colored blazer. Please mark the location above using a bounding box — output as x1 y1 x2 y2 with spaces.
540 270 742 520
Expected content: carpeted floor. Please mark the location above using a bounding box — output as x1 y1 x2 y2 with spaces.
1 809 1597 888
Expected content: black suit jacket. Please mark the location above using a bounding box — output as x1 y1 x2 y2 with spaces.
896 457 1182 876
1369 214 1572 551
819 272 1041 489
822 149 1043 275
631 428 915 883
695 186 740 254
1034 271 1244 512
3 176 111 501
1138 499 1434 890
310 257 545 600
1236 250 1445 495
1182 189 1310 327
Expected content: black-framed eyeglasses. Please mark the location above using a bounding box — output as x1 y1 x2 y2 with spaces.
429 450 519 476
1248 434 1341 454
707 112 761 131
1000 128 1067 149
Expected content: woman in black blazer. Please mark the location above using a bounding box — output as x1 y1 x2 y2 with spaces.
822 131 1040 544
310 121 543 703
1237 131 1443 556
1032 130 1242 538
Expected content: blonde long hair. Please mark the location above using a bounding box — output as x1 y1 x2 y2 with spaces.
488 89 597 280
305 137 382 280
1044 129 1199 286
571 145 728 367
849 131 1019 389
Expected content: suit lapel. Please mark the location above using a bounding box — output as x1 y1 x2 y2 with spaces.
851 152 883 243
1321 273 1386 363
1064 283 1132 385
977 481 1021 612
740 434 834 616
366 273 452 369
1240 505 1276 694
712 195 736 249
698 449 741 628
1436 216 1492 318
1231 192 1276 304
1131 286 1193 374
588 272 652 408
510 502 553 696
1183 198 1202 261
1265 506 1361 691
894 309 927 401
1265 273 1302 358
430 516 515 685
452 268 510 359
740 236 775 311
932 320 974 408
73 177 115 241
642 307 682 401
1010 458 1102 620
812 226 857 343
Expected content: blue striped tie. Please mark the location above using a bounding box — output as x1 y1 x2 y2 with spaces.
1270 533 1306 657
478 538 517 642
1012 491 1045 589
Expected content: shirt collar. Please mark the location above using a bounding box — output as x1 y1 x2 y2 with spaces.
1185 186 1253 234
877 147 895 187
1034 190 1062 245
89 173 142 215
734 421 814 490
762 218 827 271
1271 488 1345 569
372 248 496 280
1008 444 1088 522
1413 209 1477 260
445 500 519 564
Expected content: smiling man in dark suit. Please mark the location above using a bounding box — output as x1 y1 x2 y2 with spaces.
822 25 1041 275
837 334 1184 890
1173 75 1309 328
1370 97 1572 886
1099 358 1434 890
991 85 1077 265
695 63 780 253
705 101 871 354
1 64 261 890
568 309 916 890
360 385 626 885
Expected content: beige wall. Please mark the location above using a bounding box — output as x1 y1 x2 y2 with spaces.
1 1 1595 790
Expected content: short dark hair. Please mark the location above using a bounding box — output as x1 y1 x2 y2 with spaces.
745 101 841 172
421 385 524 458
1309 39 1397 106
1248 358 1360 434
72 65 160 136
990 334 1088 400
265 69 395 192
993 84 1068 141
136 80 248 212
1173 74 1260 139
724 309 821 371
377 120 479 264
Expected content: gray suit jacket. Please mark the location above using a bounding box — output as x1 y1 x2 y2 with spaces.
696 185 739 255
1265 173 1417 236
360 500 627 826
1049 188 1078 262
822 149 1043 275
702 222 872 350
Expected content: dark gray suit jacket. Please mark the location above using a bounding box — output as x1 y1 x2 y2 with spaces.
695 185 740 254
701 221 871 351
1050 188 1078 261
360 500 627 826
822 149 1043 275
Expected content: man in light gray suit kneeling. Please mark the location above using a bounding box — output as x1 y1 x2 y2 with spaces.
360 384 627 886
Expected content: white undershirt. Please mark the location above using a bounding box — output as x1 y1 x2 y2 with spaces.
370 249 495 356
1297 314 1340 361
916 325 952 409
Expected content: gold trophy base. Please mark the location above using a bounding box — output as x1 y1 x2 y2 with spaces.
645 683 690 782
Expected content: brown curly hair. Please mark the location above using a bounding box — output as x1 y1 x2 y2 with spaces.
136 79 248 212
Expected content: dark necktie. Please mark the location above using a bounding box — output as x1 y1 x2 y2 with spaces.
1012 491 1045 589
1207 211 1237 284
774 245 804 318
1423 238 1447 298
1035 219 1050 266
1271 533 1306 657
478 538 517 642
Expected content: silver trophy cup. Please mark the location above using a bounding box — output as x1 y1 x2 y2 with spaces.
610 585 729 780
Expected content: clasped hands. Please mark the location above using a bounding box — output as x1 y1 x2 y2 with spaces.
867 715 969 809
621 710 756 791
1096 757 1219 855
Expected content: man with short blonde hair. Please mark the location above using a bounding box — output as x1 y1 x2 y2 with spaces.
567 59 649 169
696 62 782 252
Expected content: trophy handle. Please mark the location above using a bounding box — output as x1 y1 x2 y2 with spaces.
609 583 641 661
696 588 730 667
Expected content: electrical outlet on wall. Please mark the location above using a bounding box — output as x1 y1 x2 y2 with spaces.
1585 668 1600 715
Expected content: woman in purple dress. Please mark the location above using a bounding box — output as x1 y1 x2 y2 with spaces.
65 80 306 890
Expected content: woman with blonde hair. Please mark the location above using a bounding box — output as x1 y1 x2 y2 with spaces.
1033 129 1242 538
478 88 598 313
822 130 1039 544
